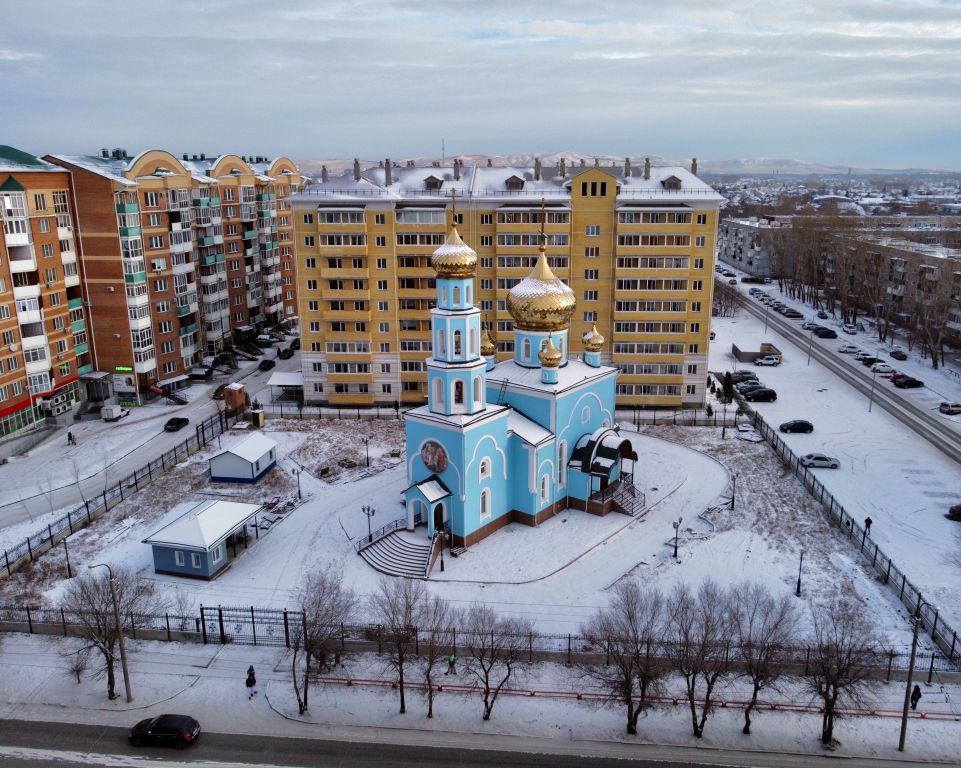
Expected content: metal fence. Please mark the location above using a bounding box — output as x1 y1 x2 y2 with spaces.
263 403 405 421
618 407 738 428
0 410 234 580
749 410 960 663
0 603 953 679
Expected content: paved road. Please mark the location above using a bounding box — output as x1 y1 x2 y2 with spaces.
736 293 961 467
0 718 954 768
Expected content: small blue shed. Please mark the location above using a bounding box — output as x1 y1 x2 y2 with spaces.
142 500 264 579
209 432 277 483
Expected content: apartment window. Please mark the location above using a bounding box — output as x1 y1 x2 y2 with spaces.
191 553 202 569
380 342 390 352
309 321 321 332
376 259 387 270
584 269 598 280
307 300 319 311
163 361 177 374
148 235 164 249
234 312 245 322
42 243 54 258
377 279 388 290
480 235 492 247
44 267 57 283
304 236 315 247
306 279 318 290
382 383 392 394
38 218 50 233
480 213 492 225
585 246 600 259
145 192 160 208
228 242 239 253
691 301 701 312
304 257 316 269
2 331 13 346
34 193 47 211
580 181 607 197
583 290 598 301
154 278 168 291
480 257 493 269
330 322 346 332
583 311 597 322
687 364 698 374
692 280 703 291
693 258 704 269
0 305 8 321
585 225 600 237
690 323 700 333
378 301 388 311
380 363 391 373
480 279 492 290
148 213 162 227
158 320 172 334
376 236 386 247
379 322 389 332
374 214 385 225
686 384 696 395
695 236 706 247
302 213 314 224
49 292 61 306
161 341 175 354
175 551 185 566
696 213 707 225
355 322 366 332
688 343 699 353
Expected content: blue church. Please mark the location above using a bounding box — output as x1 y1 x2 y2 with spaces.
403 220 639 549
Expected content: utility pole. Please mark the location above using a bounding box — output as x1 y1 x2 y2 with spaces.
88 563 132 703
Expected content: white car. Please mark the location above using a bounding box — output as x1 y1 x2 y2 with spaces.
754 355 781 366
871 362 894 374
939 402 961 415
801 453 840 469
838 344 860 354
842 324 858 335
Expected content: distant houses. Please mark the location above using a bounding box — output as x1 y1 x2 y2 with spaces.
209 433 277 484
143 500 264 579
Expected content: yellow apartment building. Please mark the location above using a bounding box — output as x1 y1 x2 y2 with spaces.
291 158 720 410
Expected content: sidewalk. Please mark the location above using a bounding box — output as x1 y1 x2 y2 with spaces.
1 633 958 763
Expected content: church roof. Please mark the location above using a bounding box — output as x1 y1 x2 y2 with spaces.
507 409 552 446
487 358 615 395
404 475 452 503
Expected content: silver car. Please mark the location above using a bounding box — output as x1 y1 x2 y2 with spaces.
801 453 839 469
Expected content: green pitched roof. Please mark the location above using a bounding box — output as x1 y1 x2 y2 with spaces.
0 175 25 192
0 145 45 168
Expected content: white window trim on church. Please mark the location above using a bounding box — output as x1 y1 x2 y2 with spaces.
540 475 550 503
480 488 491 521
479 458 491 480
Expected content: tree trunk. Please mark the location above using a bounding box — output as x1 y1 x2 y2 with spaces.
626 698 637 735
398 653 406 714
426 668 434 719
743 682 761 735
105 651 116 700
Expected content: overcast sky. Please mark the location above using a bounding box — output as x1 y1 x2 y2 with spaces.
3 1 960 170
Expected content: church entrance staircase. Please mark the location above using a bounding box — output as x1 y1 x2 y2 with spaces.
357 529 433 579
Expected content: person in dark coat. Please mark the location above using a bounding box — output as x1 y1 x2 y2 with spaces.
911 684 922 710
246 669 257 699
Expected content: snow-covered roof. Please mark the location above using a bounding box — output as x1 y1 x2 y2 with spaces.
267 371 304 387
211 432 276 464
417 477 451 503
487 358 616 394
143 500 263 551
46 154 137 186
507 409 553 446
0 145 60 173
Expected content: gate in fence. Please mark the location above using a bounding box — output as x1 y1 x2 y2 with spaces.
200 605 294 647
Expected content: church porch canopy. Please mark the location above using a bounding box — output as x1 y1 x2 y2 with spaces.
569 427 637 479
404 474 452 507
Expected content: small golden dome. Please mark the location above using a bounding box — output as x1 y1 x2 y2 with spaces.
506 248 576 331
431 226 477 278
582 324 605 352
480 329 496 356
538 336 563 368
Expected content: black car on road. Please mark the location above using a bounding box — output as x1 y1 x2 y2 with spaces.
780 420 814 433
743 388 777 402
258 359 276 371
893 377 924 388
815 328 838 339
163 417 189 432
128 714 200 749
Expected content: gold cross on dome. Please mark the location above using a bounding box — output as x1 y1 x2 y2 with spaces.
450 188 458 227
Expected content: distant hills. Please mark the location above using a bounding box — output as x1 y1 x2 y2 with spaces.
295 153 958 179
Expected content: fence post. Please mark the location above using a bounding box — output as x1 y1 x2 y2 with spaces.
377 624 382 654
26 606 33 634
67 510 74 535
928 653 935 685
900 574 906 600
200 606 208 644
61 607 67 636
250 606 257 646
872 544 878 567
804 647 809 675
886 652 894 682
530 631 534 662
567 633 572 666
129 610 136 640
85 499 91 521
341 622 346 651
885 559 891 584
949 631 956 663
452 627 456 656
26 537 33 562
4 550 9 576
165 613 171 642
118 481 124 501
218 606 226 644
102 490 108 510
161 453 166 470
283 611 290 648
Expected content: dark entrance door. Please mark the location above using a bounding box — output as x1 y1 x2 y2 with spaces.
433 503 444 531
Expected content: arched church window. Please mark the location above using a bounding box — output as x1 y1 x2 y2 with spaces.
470 328 478 356
438 329 446 356
480 488 491 521
453 286 461 305
454 330 462 356
466 285 472 304
523 338 531 360
473 376 482 404
434 377 444 405
581 405 590 424
454 380 464 404
479 457 491 479
558 440 568 485
540 474 550 503
441 286 447 305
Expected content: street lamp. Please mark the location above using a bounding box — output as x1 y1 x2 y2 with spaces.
672 516 683 559
899 598 936 751
795 549 805 597
291 468 301 500
730 474 737 511
363 437 370 468
88 563 132 703
868 365 879 413
362 505 376 543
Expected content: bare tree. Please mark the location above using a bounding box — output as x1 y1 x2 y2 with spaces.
369 576 427 715
804 598 882 747
61 567 163 700
666 580 735 738
731 582 799 735
418 594 455 718
462 604 531 721
62 646 90 684
580 581 667 735
290 566 356 715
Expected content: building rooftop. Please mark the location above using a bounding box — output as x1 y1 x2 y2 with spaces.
142 500 263 552
211 432 277 464
486 357 616 395
0 146 60 173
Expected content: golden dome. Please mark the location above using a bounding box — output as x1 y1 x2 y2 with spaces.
582 324 605 352
506 248 576 331
431 226 477 278
538 336 563 368
480 329 496 356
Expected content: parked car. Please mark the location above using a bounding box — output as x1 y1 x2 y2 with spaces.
837 344 860 354
731 371 759 383
861 356 883 367
815 328 838 339
754 355 781 366
894 377 924 389
163 417 189 432
817 310 829 319
853 350 871 360
783 309 803 318
946 504 961 522
254 334 275 347
722 270 735 277
128 714 201 749
277 347 295 360
871 362 894 374
801 321 821 331
889 372 909 383
938 402 961 415
727 278 738 285
743 388 777 402
800 453 839 469
842 324 858 335
289 338 301 351
736 381 765 393
258 359 276 371
780 420 814 433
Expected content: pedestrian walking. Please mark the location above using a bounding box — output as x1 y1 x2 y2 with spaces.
67 431 76 446
864 516 873 533
911 684 922 710
445 652 456 675
246 669 257 699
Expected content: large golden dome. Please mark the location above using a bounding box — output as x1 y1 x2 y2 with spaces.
506 248 576 331
431 226 477 278
480 329 496 356
538 336 563 368
582 324 605 352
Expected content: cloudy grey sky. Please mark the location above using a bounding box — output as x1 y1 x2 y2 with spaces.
3 1 960 170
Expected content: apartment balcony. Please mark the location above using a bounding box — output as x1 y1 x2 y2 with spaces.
180 341 199 356
16 307 43 325
197 235 216 247
178 322 199 337
256 192 276 202
70 318 86 333
126 289 149 308
206 325 224 340
25 356 52 375
172 259 195 276
134 357 157 375
57 226 73 240
246 293 262 309
124 270 147 285
13 284 41 300
128 314 151 331
116 202 139 214
118 225 141 238
250 313 265 324
9 253 37 274
240 205 257 222
73 341 89 355
77 363 93 376
176 301 198 317
267 301 283 314
170 240 193 255
199 271 221 286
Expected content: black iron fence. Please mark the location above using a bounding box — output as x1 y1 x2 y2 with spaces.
0 603 953 680
619 407 738 428
749 410 960 664
263 403 405 421
0 410 234 580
